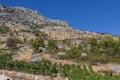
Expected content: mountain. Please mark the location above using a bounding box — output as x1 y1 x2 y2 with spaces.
0 4 119 55
1 4 120 79
1 4 118 40
0 4 119 56
0 4 70 27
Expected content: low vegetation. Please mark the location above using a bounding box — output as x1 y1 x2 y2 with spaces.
0 25 11 34
30 35 120 64
0 54 120 80
1 4 120 80
47 39 58 53
31 37 45 53
88 37 120 63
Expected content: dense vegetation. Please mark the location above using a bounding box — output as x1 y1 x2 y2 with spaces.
0 54 57 76
0 54 120 80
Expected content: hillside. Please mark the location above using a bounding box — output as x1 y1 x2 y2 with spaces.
1 4 120 80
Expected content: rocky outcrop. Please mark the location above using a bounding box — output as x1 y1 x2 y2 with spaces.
0 4 70 28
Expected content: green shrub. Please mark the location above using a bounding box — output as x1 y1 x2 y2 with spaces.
47 40 58 53
31 37 45 53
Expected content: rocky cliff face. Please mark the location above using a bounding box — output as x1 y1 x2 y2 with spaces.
0 4 70 27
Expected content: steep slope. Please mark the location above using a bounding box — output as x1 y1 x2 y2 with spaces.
0 4 119 54
0 4 119 41
0 4 70 28
1 4 120 80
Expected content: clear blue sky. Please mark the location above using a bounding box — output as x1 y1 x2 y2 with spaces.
0 0 120 35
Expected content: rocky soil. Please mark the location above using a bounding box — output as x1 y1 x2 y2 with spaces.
0 70 67 80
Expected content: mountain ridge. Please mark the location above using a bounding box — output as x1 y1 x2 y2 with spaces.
0 4 70 28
